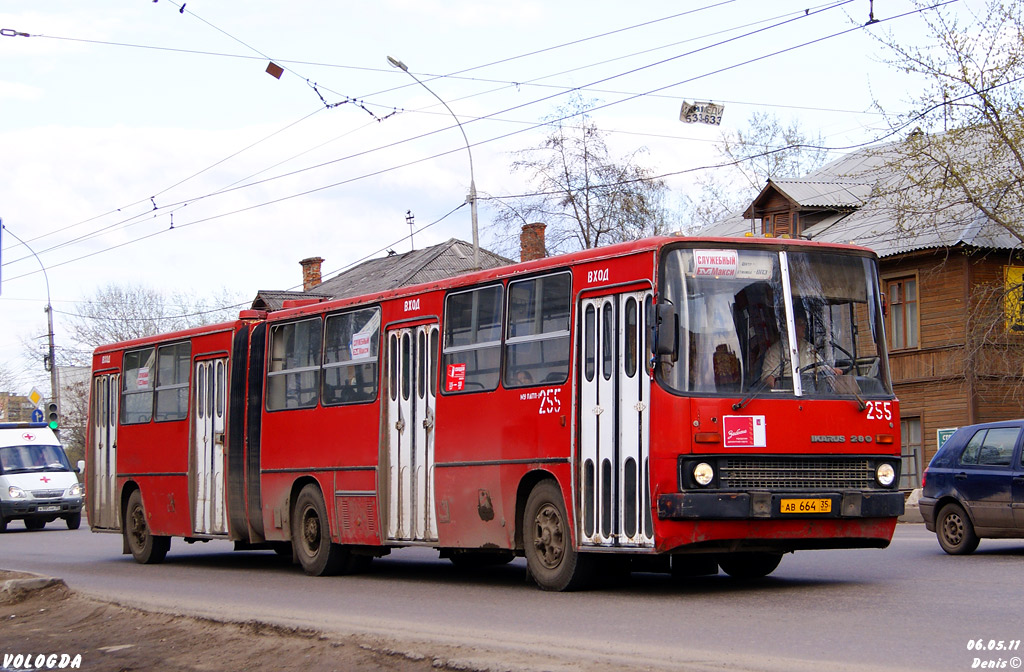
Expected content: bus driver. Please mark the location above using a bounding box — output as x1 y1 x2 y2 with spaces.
761 308 842 388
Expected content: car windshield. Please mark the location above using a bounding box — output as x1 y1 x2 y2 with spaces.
0 444 72 475
657 245 893 399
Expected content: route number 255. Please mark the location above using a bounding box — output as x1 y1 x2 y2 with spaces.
866 400 892 421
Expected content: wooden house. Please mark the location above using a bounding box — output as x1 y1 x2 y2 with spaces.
705 137 1024 489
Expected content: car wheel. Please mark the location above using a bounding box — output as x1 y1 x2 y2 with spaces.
124 490 170 564
936 502 980 555
718 552 783 579
0 516 7 533
24 518 46 531
65 513 82 530
523 479 595 591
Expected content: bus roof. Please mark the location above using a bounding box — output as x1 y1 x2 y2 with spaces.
90 234 877 350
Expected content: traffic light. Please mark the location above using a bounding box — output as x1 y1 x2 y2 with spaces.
46 401 59 430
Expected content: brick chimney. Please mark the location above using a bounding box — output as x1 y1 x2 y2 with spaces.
300 256 324 291
520 223 546 262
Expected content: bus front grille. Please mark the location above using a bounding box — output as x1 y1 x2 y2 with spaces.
719 458 875 490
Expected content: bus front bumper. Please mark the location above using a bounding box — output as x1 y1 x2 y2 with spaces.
657 491 905 520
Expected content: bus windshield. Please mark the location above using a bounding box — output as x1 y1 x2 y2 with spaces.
658 246 892 399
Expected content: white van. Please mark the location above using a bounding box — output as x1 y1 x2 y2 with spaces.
0 422 84 532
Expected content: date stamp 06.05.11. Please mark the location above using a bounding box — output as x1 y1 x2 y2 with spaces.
966 639 1022 669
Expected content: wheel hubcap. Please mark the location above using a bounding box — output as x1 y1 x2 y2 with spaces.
943 513 964 545
533 503 564 569
129 507 147 547
302 508 321 553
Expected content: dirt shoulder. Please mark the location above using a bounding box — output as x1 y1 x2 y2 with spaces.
0 570 457 672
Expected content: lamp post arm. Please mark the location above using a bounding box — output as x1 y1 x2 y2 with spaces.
388 57 480 270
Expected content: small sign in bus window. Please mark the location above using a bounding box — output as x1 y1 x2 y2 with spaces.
692 250 773 280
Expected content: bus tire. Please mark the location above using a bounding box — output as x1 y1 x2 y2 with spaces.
718 552 782 579
65 513 82 530
936 502 980 555
523 480 595 591
292 484 345 576
124 490 170 564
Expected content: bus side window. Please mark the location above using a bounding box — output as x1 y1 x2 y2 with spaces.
155 342 190 421
266 317 322 410
503 272 571 388
323 307 380 405
442 285 503 393
121 346 156 425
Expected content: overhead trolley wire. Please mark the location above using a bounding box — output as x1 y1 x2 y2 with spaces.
3 0 852 264
2 1 945 281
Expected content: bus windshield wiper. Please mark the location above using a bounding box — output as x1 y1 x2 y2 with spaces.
732 362 783 411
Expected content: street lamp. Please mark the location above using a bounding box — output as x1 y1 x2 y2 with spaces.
0 219 60 418
387 56 480 270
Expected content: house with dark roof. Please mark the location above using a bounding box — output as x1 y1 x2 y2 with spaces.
704 137 1024 488
251 238 514 312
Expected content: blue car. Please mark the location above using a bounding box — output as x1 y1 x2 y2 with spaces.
920 420 1024 555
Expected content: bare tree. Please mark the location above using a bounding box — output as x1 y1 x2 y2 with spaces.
868 0 1024 402
65 283 244 352
488 96 675 255
872 0 1024 244
0 364 15 393
688 112 830 229
44 283 244 458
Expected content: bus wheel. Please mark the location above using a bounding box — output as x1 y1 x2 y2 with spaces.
718 552 782 579
65 513 82 530
523 480 595 591
292 484 345 576
124 490 170 564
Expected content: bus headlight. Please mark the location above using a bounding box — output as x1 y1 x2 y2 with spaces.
8 486 26 499
693 462 715 486
67 483 84 498
876 463 896 487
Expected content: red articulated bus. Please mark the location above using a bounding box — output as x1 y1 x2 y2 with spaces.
86 235 904 590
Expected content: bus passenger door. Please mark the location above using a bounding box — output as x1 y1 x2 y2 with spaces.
193 358 228 535
91 373 119 529
579 292 654 548
385 324 439 542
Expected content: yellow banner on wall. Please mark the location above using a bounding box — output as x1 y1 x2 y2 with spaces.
1005 266 1024 332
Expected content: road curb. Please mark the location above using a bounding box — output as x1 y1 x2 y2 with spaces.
0 571 66 600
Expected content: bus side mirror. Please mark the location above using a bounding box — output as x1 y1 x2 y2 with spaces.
76 460 85 474
650 302 678 359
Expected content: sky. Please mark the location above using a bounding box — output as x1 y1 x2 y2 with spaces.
0 0 976 394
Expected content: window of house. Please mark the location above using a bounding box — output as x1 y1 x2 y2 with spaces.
899 417 922 490
322 307 380 405
267 317 322 410
121 347 156 425
886 276 918 349
154 342 191 421
503 272 571 387
442 285 503 393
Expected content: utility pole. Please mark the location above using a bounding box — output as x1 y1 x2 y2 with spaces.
1 220 60 420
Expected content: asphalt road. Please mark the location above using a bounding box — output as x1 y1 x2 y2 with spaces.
1 522 1022 672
